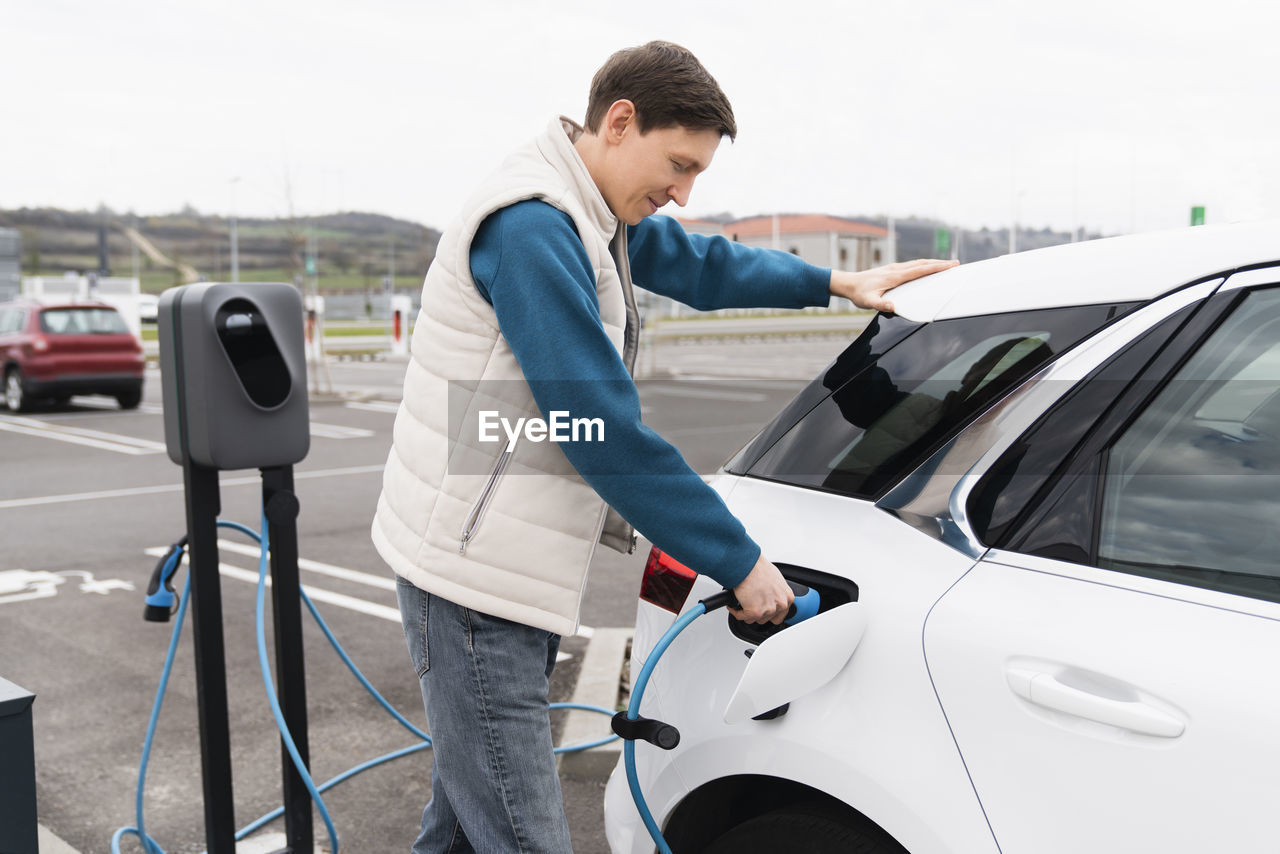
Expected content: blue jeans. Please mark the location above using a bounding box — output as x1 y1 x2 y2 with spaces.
395 577 573 853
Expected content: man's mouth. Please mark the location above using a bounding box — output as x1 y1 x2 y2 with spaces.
647 197 661 214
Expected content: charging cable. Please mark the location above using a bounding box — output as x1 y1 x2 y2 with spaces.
112 508 618 853
613 583 820 854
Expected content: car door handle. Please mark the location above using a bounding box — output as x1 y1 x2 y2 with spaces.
1006 668 1185 738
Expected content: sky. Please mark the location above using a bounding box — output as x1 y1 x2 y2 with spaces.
3 0 1278 236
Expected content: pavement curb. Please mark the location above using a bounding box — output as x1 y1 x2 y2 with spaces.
38 824 81 854
557 628 631 778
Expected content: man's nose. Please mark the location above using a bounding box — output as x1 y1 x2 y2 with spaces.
668 178 692 207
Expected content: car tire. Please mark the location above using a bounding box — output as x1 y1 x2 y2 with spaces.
116 390 142 410
5 367 31 413
702 804 904 854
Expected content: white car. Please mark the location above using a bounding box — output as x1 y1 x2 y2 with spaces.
604 220 1280 854
138 293 159 323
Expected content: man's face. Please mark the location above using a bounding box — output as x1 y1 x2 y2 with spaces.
600 123 723 226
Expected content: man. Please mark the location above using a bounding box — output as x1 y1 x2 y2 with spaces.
372 40 955 853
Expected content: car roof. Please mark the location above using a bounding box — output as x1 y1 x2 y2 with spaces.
30 301 120 311
891 219 1280 322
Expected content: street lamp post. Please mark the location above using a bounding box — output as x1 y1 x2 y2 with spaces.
229 177 241 283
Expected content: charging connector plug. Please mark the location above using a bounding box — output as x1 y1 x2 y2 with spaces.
143 539 188 623
699 580 820 626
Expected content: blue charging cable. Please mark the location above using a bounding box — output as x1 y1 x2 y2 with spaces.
112 510 618 853
623 602 708 854
619 583 821 854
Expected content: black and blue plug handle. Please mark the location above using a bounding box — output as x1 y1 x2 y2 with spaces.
610 580 819 750
143 537 188 623
698 579 819 625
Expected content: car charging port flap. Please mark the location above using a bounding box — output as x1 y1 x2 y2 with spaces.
727 564 859 646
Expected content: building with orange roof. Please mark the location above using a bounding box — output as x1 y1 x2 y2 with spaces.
725 214 890 272
639 214 893 318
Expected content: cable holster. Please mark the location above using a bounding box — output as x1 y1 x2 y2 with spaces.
611 712 681 750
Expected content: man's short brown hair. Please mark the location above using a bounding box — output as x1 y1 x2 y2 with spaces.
584 41 737 141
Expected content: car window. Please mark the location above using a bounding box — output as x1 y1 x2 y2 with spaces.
40 307 129 335
968 300 1202 550
0 308 24 335
1096 287 1280 601
744 303 1134 500
725 313 923 475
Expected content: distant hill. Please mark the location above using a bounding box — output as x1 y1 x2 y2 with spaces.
0 206 441 293
1 205 1102 293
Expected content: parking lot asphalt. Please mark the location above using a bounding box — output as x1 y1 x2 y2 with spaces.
0 337 844 853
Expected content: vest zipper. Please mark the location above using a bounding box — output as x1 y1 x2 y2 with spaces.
459 444 515 555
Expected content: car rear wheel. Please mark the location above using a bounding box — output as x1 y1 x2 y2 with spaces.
5 367 30 413
703 804 905 854
116 390 142 410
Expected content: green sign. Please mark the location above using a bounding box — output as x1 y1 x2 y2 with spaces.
305 255 316 275
934 228 951 258
1191 206 1205 226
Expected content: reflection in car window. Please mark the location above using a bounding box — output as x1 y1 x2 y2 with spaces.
40 307 129 335
747 304 1132 500
967 301 1198 550
726 313 923 475
0 308 23 335
1098 287 1280 601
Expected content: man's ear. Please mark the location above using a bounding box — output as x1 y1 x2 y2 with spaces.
603 100 637 145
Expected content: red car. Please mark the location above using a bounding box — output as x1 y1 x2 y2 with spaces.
0 300 145 412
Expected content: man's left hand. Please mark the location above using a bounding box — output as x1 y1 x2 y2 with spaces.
830 258 959 314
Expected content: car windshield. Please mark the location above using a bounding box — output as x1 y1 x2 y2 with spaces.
40 307 129 335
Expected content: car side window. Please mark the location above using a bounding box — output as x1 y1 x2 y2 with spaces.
744 303 1135 500
1096 287 1280 601
968 301 1201 550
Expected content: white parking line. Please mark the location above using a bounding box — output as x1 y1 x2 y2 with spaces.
662 421 764 438
215 539 395 591
66 399 164 414
224 562 402 622
143 547 401 623
0 464 385 510
345 401 401 414
144 544 578 663
310 422 376 439
648 386 767 402
0 414 166 455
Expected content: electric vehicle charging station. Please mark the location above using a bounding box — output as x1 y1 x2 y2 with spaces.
157 282 313 854
140 281 842 854
303 294 325 365
389 295 412 356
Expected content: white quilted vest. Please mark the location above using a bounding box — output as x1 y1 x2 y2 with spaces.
371 116 639 636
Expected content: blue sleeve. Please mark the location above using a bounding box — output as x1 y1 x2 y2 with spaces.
470 199 760 588
627 215 832 310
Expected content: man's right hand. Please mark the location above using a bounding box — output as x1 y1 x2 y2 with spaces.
728 554 793 625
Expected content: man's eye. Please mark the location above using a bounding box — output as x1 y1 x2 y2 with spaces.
671 160 686 173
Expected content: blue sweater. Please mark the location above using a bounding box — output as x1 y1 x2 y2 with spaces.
470 200 831 589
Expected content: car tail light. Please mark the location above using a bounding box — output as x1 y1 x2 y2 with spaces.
30 336 49 353
639 546 697 613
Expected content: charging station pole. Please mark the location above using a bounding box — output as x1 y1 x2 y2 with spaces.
183 461 237 853
262 465 312 851
159 282 314 854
